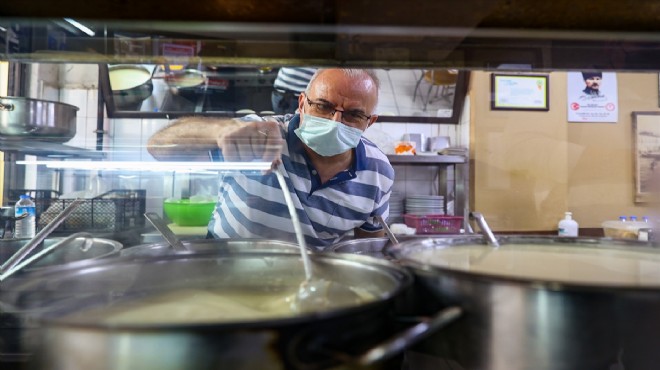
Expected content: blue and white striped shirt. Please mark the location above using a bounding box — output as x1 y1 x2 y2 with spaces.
273 68 317 95
208 114 394 249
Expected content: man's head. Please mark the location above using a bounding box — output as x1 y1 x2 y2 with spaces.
298 69 380 131
582 72 603 91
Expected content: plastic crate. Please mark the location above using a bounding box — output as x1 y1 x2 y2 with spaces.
37 189 146 233
8 189 61 226
403 214 463 234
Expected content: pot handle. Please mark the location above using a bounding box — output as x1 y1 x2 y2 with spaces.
317 305 460 366
0 102 14 111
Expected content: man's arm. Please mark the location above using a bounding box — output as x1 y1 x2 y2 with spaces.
147 116 283 162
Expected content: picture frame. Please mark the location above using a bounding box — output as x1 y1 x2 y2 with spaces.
632 112 660 202
490 73 549 111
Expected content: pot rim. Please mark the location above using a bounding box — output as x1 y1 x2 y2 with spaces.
10 251 412 330
388 234 660 293
0 96 80 111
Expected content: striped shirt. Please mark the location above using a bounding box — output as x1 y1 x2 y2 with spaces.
273 68 317 95
208 114 394 249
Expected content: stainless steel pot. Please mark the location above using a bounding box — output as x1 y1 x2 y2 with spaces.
0 236 122 272
3 251 459 370
118 238 303 257
0 97 77 142
0 236 122 366
388 235 660 370
166 69 207 101
108 65 154 110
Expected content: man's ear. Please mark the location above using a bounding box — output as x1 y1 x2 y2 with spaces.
297 94 306 113
367 115 378 128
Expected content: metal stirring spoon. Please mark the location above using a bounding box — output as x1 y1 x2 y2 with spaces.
272 167 360 313
376 215 399 245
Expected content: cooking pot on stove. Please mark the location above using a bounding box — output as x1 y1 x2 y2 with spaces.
2 251 460 370
388 235 660 370
0 235 122 367
165 69 207 101
108 65 154 110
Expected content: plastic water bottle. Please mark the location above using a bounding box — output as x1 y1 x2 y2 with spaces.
14 194 36 238
619 216 627 222
630 216 638 222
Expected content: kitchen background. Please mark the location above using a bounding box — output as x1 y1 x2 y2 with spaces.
5 63 658 233
8 64 469 228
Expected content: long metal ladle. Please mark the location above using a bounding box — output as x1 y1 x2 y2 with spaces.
469 211 500 247
144 212 189 252
376 215 399 245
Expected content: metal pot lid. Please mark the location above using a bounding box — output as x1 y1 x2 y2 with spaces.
0 236 122 271
388 235 660 289
4 251 410 328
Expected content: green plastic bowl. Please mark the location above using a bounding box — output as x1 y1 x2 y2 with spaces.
163 199 215 226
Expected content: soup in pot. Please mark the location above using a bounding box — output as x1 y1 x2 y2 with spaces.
408 244 660 287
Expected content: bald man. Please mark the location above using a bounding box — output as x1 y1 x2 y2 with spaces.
147 69 394 249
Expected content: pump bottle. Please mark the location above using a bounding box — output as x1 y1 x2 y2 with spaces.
558 212 578 237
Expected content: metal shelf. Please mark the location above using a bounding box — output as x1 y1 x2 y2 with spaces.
386 154 466 165
0 139 105 159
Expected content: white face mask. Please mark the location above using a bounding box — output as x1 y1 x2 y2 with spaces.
294 114 363 156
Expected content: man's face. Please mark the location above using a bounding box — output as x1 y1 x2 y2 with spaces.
298 69 379 131
585 76 602 90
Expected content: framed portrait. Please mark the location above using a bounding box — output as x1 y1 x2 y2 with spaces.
490 74 549 111
632 112 660 202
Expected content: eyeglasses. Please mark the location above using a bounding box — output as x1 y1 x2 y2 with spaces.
304 96 372 126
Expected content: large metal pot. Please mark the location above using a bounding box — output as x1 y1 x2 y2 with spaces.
2 251 459 370
0 236 122 366
165 69 207 101
108 65 154 110
0 97 77 142
119 238 302 257
0 235 122 273
388 235 660 370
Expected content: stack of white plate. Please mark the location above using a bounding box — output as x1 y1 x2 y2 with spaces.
405 195 445 215
388 192 405 223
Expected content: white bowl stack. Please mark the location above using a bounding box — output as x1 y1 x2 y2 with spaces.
405 195 445 216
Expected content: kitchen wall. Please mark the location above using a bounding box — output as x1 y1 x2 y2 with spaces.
48 65 467 215
470 71 656 231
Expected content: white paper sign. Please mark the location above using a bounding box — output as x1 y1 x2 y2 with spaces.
567 72 618 123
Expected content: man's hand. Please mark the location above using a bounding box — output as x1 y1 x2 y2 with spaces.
218 120 285 165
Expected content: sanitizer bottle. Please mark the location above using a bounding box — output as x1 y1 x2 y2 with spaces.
558 212 579 237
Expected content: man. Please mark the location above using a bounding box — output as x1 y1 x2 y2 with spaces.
582 71 603 96
148 69 393 248
271 67 317 114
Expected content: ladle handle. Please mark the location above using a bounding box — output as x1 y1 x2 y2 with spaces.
375 215 399 245
470 212 500 247
0 198 83 275
355 306 462 365
144 212 189 252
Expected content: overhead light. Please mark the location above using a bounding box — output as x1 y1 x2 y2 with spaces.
63 18 95 37
16 160 272 173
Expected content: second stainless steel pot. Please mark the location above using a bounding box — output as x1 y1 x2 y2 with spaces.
4 251 458 370
0 97 77 142
108 65 154 110
388 235 660 370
